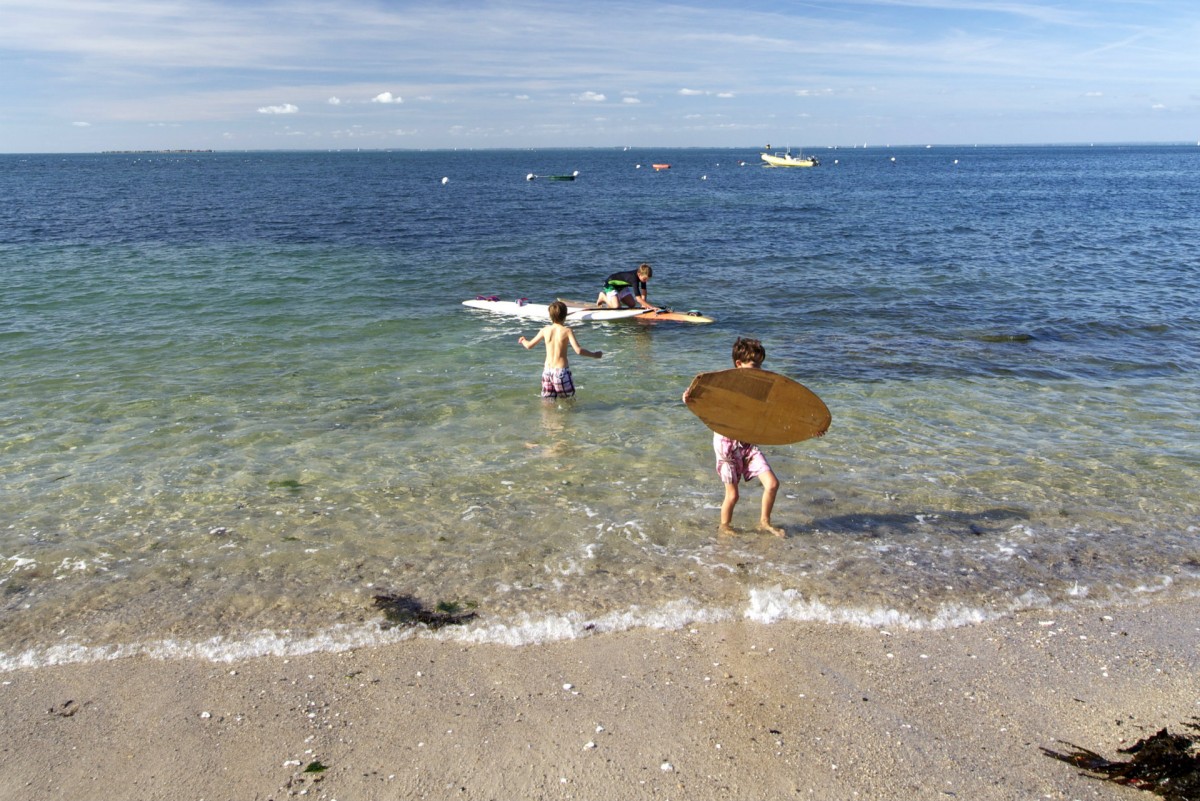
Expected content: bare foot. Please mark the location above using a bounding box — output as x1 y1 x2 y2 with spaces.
759 521 786 538
718 524 737 536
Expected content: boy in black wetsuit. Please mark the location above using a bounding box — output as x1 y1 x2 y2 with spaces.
596 263 656 310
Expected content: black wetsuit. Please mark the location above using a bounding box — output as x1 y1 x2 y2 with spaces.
603 270 646 300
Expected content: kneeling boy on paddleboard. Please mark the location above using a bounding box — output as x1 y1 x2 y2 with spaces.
596 263 657 310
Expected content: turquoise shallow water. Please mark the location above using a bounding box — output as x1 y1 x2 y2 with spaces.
2 146 1199 667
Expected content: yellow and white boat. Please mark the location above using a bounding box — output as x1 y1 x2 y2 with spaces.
761 149 819 167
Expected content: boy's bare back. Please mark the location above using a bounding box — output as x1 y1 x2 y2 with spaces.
537 323 574 368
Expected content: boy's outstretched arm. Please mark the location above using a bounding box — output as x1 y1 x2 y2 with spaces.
567 329 603 359
518 329 546 350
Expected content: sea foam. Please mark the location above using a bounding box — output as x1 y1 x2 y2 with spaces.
0 590 1022 672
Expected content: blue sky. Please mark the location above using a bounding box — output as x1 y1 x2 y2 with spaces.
2 0 1198 152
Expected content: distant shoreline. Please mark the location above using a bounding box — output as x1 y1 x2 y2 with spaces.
0 140 1186 157
100 149 215 154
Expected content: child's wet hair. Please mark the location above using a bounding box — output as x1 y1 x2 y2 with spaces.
637 263 652 279
548 300 568 324
732 337 765 366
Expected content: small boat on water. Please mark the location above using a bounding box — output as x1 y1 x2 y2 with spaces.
652 163 671 171
761 149 819 168
526 170 580 181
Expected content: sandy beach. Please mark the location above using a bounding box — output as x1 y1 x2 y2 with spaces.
2 596 1198 801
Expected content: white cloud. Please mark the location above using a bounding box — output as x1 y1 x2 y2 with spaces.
72 121 91 127
4 1 1197 151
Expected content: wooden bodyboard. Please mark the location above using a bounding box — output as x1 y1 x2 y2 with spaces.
684 368 830 445
638 309 714 324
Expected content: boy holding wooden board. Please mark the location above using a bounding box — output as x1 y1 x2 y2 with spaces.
683 337 829 537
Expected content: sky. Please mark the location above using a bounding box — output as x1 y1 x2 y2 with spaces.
1 0 1198 153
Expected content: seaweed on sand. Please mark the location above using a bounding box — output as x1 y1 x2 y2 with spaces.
372 593 477 630
1042 721 1200 800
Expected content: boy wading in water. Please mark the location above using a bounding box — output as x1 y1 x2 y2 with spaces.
684 338 816 537
518 300 602 398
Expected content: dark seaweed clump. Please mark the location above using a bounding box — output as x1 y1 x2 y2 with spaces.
372 593 477 630
1043 722 1200 800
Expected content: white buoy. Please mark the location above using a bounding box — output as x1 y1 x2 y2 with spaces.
526 173 535 181
441 176 449 185
701 175 707 180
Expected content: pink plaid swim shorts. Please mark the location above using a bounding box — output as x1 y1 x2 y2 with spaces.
713 434 770 484
541 367 575 398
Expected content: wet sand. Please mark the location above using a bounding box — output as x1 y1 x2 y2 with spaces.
2 596 1198 801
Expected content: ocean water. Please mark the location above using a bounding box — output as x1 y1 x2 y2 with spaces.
2 145 1199 668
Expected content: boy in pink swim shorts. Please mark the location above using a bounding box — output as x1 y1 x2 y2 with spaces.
684 338 788 537
518 300 602 399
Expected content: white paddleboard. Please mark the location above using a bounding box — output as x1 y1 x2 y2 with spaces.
558 299 714 324
462 298 647 321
